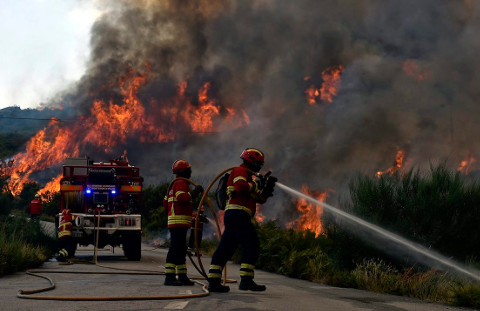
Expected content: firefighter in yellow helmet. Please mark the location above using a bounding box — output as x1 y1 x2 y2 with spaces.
57 209 76 262
163 160 204 286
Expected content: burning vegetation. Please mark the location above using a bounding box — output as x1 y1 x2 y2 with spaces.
286 185 331 237
402 60 430 82
377 150 406 177
7 66 249 196
457 152 475 175
304 65 345 105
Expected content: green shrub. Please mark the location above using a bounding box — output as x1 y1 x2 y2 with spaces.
41 192 60 217
141 183 169 236
0 192 13 216
16 182 40 213
256 220 335 282
452 283 480 308
347 164 480 262
0 232 22 275
0 216 56 275
352 258 456 303
352 258 402 294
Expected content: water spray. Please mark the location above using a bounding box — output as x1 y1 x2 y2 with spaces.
276 182 480 282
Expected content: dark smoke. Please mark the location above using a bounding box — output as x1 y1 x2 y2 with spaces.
31 0 480 220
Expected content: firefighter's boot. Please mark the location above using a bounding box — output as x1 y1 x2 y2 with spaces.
178 274 194 286
56 249 69 262
239 276 266 291
207 278 230 293
164 273 182 286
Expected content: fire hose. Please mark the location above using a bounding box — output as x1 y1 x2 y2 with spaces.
17 210 210 300
16 167 243 301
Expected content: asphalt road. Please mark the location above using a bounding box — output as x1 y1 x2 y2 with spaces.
0 239 472 311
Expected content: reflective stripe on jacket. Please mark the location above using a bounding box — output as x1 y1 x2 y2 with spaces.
164 179 193 228
58 214 74 239
225 164 261 217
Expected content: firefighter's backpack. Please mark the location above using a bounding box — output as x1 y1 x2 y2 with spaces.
215 173 230 210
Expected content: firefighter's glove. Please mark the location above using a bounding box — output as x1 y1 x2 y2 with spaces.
190 185 204 200
252 178 263 193
261 173 277 198
198 211 209 223
253 172 268 192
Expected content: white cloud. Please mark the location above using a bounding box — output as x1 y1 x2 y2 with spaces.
0 0 101 109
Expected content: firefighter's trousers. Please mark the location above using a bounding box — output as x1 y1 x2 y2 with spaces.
209 209 259 271
57 236 75 260
166 227 189 266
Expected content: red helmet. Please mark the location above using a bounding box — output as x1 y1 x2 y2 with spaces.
172 159 191 174
240 148 264 172
63 209 71 215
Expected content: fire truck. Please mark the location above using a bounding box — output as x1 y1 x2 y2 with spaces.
57 157 142 260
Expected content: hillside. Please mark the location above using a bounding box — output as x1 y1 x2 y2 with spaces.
0 106 76 136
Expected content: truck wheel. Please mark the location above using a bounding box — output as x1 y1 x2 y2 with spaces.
123 232 141 261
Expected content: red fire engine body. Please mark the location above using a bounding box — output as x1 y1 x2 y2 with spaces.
57 157 142 260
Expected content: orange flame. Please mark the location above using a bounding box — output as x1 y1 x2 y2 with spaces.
320 65 345 103
9 119 79 195
305 84 320 105
255 206 266 223
287 185 329 237
402 59 430 82
8 67 250 195
38 174 62 197
377 150 405 177
184 82 220 133
305 65 344 105
458 152 475 175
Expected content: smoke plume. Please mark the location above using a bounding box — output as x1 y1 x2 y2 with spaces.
10 0 480 220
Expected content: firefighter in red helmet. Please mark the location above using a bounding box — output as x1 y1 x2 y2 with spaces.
163 160 204 286
207 148 277 292
57 209 76 262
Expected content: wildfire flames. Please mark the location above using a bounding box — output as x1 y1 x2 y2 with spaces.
305 65 345 105
38 175 63 196
7 66 249 196
458 152 476 175
402 59 430 82
287 185 329 237
255 207 266 223
377 150 405 177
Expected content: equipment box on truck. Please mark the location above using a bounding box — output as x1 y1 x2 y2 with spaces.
57 157 143 260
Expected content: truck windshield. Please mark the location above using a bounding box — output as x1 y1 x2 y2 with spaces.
88 169 116 185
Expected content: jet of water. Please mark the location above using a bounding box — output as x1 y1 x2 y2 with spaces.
276 182 480 282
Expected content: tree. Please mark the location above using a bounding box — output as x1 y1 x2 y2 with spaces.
17 182 40 213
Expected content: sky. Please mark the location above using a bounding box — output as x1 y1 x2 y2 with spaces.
0 0 101 110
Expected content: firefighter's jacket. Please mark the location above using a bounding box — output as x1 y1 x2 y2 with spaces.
58 212 75 239
29 199 42 215
163 179 193 228
225 163 264 217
